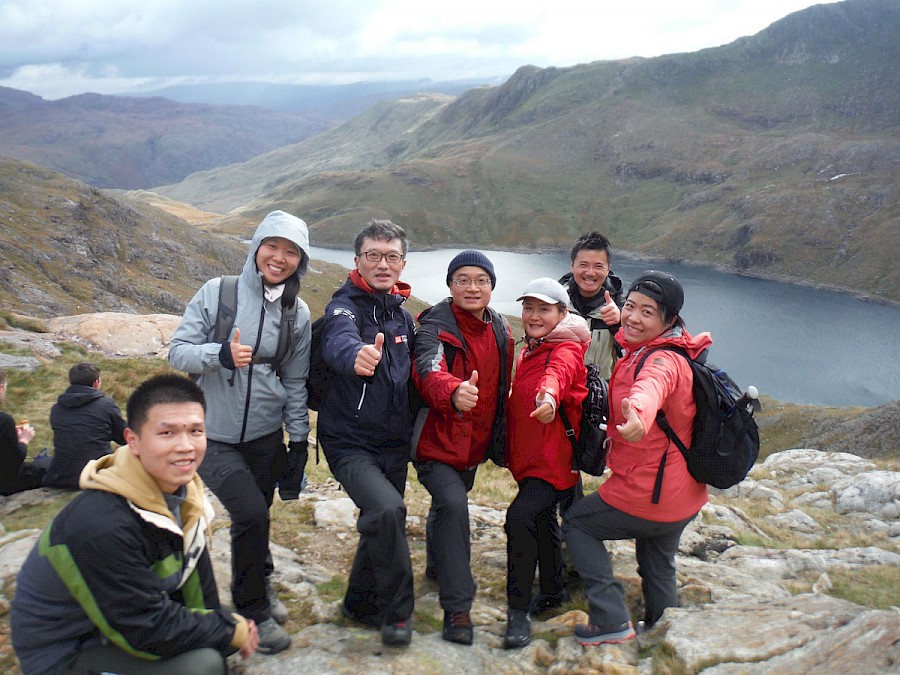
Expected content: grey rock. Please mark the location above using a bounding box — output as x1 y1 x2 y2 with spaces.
0 353 41 372
831 470 900 519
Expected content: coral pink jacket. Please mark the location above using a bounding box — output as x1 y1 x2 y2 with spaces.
599 326 712 522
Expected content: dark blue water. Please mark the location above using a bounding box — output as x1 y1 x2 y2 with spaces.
308 246 900 407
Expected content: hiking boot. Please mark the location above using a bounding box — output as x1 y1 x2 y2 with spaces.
528 589 570 619
381 619 412 646
442 610 473 645
504 609 531 649
341 600 380 628
267 581 289 625
574 620 636 646
256 617 291 654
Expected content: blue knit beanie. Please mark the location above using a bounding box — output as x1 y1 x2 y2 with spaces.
446 250 497 289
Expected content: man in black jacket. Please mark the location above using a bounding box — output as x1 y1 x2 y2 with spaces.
317 220 417 647
44 362 127 488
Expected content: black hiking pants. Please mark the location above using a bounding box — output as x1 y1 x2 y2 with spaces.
199 429 282 623
563 491 696 627
416 460 478 614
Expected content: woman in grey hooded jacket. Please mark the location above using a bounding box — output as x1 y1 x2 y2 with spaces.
168 210 312 655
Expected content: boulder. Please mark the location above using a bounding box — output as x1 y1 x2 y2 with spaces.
47 313 181 357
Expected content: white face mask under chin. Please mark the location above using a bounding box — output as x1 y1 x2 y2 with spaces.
264 283 285 303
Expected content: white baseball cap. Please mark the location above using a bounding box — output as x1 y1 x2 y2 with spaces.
516 277 569 306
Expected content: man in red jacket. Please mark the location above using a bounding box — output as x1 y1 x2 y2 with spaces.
411 250 513 645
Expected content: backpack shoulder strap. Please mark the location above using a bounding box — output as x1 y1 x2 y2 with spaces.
633 345 691 505
213 275 239 343
273 298 299 367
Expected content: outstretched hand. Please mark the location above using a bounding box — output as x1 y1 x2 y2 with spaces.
616 397 645 441
599 290 621 325
354 332 384 376
452 370 479 412
230 328 254 369
530 385 556 424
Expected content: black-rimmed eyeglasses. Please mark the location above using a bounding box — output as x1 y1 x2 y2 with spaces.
360 251 404 264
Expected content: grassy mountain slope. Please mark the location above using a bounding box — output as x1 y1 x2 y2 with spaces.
154 0 899 301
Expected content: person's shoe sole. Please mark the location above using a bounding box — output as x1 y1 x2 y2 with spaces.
504 635 531 649
256 635 292 654
575 627 636 646
341 603 381 628
442 627 473 645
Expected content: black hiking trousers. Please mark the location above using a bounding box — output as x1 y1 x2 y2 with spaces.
564 491 697 627
199 429 283 623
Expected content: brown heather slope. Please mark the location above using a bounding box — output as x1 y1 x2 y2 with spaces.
0 158 246 318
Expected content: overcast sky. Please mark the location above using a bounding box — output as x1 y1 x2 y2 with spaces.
0 0 832 100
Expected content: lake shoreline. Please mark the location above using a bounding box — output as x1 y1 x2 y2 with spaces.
310 242 900 308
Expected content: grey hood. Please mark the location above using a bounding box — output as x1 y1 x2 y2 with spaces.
243 210 311 282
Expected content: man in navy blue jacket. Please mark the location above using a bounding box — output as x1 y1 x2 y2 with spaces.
317 220 417 647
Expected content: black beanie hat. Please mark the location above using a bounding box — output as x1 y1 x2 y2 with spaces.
627 270 684 316
446 250 497 289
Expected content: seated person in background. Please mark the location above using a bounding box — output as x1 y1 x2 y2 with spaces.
11 374 259 675
44 362 127 488
0 369 46 496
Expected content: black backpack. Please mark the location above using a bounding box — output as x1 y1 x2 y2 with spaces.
210 275 298 374
634 346 761 502
306 311 364 411
306 315 330 411
558 362 610 477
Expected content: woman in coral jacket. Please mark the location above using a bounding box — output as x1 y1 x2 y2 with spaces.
564 270 711 647
503 277 589 649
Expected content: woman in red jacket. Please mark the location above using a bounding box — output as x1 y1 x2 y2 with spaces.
503 278 589 649
564 270 711 646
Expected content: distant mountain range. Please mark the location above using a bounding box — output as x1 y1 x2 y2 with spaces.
0 77 499 191
126 77 502 116
150 0 899 302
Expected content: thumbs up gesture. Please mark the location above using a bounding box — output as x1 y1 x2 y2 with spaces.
229 328 254 369
452 369 479 413
599 289 621 325
530 385 556 424
616 397 645 441
354 332 384 377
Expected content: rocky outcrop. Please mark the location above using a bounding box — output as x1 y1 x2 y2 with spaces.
44 313 181 358
3 447 894 673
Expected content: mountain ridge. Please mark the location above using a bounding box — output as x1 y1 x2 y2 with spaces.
152 0 898 301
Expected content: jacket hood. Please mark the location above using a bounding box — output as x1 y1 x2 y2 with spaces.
348 268 412 299
544 311 592 344
56 385 104 409
244 210 311 282
618 324 713 360
80 446 207 525
559 271 624 300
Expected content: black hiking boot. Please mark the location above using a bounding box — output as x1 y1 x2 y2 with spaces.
442 610 474 645
504 609 531 649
